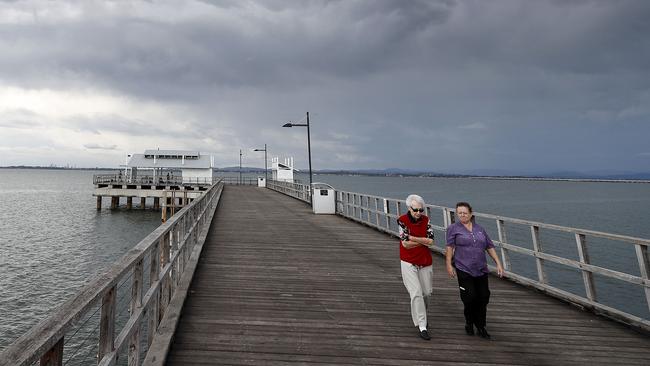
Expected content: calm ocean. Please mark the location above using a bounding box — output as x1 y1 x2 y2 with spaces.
1 169 649 352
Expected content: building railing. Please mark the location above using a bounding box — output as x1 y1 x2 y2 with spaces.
0 182 224 366
334 190 650 333
266 179 311 204
93 174 217 186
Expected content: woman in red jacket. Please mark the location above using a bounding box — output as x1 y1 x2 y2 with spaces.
398 194 435 340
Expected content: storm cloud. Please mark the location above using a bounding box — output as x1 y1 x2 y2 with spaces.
1 0 649 173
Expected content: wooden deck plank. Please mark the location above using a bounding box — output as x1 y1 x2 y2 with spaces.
166 186 650 365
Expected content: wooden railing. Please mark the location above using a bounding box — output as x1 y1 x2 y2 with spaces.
0 182 224 366
266 179 311 204
334 190 650 333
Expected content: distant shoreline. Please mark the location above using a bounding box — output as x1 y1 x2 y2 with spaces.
0 166 114 171
311 173 650 184
2 166 649 183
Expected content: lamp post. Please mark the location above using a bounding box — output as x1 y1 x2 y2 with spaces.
253 144 267 184
282 112 313 206
239 149 242 185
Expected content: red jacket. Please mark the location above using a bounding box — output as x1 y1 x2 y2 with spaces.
398 213 433 266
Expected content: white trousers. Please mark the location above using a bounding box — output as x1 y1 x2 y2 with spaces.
401 260 433 330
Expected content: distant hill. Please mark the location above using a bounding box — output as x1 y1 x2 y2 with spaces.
212 166 650 180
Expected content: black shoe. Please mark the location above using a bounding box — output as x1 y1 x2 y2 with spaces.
464 323 474 336
476 327 491 339
418 329 431 340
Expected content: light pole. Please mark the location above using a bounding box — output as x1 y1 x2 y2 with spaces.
282 112 313 206
253 144 267 184
239 149 242 185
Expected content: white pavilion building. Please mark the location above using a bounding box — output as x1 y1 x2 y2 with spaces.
125 149 216 184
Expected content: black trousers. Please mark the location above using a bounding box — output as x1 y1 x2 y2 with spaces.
456 268 490 328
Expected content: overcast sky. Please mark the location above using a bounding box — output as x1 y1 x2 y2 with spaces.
1 0 649 173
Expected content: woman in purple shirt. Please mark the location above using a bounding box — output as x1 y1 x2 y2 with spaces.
445 202 504 339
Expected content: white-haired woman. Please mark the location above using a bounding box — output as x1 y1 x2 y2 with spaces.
398 194 435 340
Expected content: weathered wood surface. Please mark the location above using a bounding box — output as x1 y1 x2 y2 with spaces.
166 186 650 365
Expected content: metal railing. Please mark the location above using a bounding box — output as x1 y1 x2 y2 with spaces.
93 174 217 186
0 182 224 366
266 179 311 203
219 177 258 185
335 190 650 332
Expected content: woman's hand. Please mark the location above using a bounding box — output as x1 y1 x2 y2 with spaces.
496 263 504 278
446 263 456 279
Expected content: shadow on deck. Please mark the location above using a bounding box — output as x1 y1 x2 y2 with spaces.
166 186 650 365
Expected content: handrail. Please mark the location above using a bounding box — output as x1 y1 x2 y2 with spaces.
266 179 311 203
335 190 650 333
219 177 258 185
0 182 224 366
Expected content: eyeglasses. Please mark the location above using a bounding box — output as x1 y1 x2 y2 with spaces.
410 207 425 213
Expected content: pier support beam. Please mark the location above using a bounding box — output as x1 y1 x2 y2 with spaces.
96 196 102 210
111 197 119 209
153 197 160 210
141 197 146 209
127 197 133 210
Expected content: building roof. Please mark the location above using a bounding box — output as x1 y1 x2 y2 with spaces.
127 152 213 169
277 163 299 172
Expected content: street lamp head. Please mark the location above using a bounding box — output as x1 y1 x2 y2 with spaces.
282 123 293 128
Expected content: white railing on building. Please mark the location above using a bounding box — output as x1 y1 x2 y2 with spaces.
0 182 224 366
93 174 217 186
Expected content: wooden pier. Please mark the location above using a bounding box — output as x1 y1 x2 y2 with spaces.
2 182 650 366
93 174 214 221
165 186 649 365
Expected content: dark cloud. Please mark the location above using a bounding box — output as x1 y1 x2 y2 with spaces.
0 0 649 171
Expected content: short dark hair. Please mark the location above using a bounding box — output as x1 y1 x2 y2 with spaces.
455 201 473 213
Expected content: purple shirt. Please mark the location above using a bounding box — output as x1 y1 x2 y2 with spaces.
446 222 495 277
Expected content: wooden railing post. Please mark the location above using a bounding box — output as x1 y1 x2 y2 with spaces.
497 219 512 271
635 244 650 312
148 242 160 347
443 208 451 228
375 197 380 226
172 225 181 287
531 225 547 284
39 337 63 366
159 235 171 322
575 233 597 302
128 260 143 366
343 193 348 216
384 199 390 230
98 286 116 361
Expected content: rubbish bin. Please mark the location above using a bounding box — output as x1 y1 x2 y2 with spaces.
257 177 266 188
311 182 335 214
